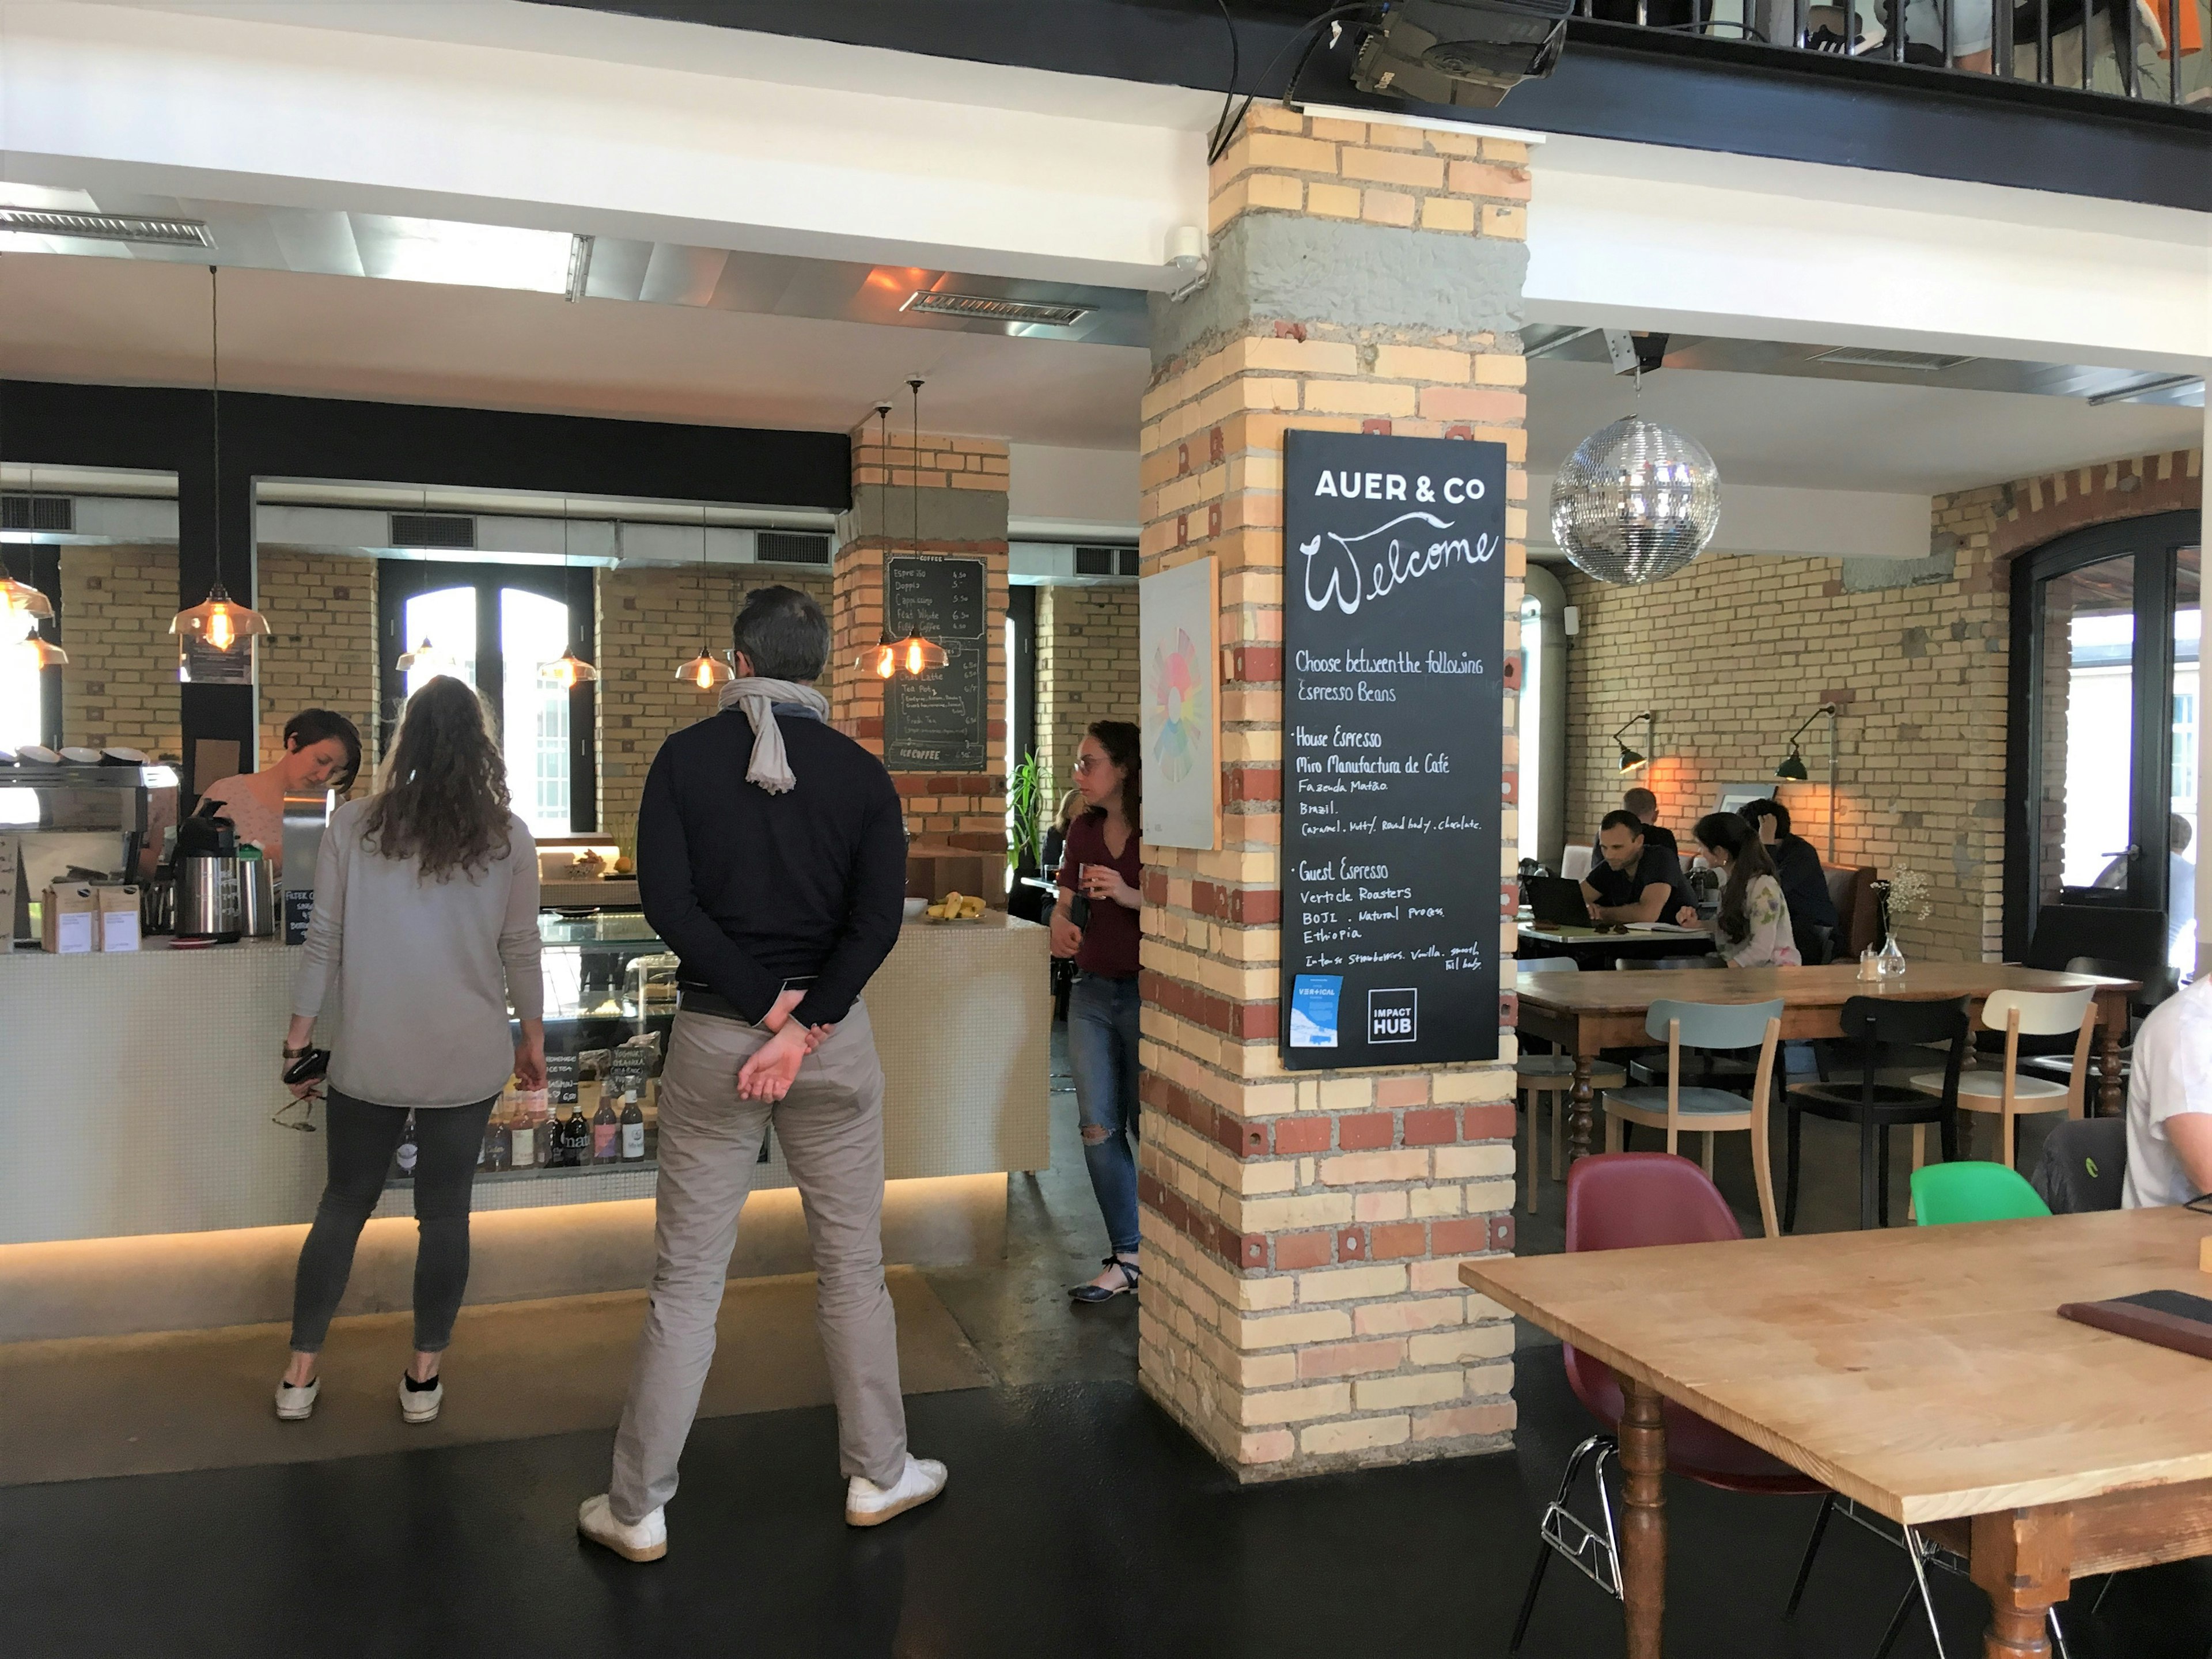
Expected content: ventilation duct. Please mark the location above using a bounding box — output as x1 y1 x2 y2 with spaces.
1 494 74 533
901 291 1091 328
1809 347 1978 372
389 512 477 550
755 530 831 566
0 209 213 248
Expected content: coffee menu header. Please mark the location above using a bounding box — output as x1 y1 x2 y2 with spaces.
1280 431 1506 1071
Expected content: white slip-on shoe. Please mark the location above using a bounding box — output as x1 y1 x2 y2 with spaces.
274 1377 319 1421
577 1494 667 1562
399 1372 443 1425
845 1455 948 1527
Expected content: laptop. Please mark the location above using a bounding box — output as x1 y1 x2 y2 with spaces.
1527 875 1591 929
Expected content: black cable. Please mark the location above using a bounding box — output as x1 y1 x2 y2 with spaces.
1207 4 1388 164
1207 0 1241 164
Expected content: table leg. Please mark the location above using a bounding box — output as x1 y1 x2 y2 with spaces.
1968 1506 2070 1659
1567 1052 1597 1165
1619 1376 1668 1659
2096 1006 2124 1120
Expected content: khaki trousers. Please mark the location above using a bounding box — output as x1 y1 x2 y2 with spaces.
609 1001 906 1521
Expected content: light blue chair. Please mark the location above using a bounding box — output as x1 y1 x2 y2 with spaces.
1514 957 1626 1217
1601 998 1785 1237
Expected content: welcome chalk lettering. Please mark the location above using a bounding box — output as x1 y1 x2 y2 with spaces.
1299 511 1499 616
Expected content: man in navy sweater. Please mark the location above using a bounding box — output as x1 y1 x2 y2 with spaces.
579 586 946 1563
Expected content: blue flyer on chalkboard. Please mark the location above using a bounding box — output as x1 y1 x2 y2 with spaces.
1289 975 1342 1049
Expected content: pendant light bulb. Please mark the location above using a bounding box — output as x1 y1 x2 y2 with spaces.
1 577 54 627
20 634 66 668
543 650 598 689
675 645 733 691
853 402 904 677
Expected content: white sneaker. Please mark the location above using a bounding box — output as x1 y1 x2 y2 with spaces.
577 1493 668 1562
844 1455 948 1527
399 1372 443 1424
274 1377 319 1421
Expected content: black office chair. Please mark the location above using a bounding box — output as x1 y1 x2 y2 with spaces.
1784 997 1968 1232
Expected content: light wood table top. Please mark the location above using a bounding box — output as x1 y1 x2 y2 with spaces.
1465 1205 2212 1526
1514 960 2134 1016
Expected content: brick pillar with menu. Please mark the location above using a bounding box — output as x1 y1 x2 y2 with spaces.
1138 107 1532 1478
831 418 1011 849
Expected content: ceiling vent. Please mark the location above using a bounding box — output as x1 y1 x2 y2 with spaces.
1 493 74 533
902 291 1092 328
1074 546 1138 578
756 530 831 566
389 512 476 550
0 209 214 248
1808 346 1977 373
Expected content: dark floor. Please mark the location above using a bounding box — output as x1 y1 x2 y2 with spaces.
8 1034 2207 1657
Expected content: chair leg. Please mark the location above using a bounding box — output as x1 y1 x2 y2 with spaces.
1513 1434 1621 1654
1508 1528 1555 1655
1900 1527 1952 1659
1524 1088 1539 1217
1606 1111 1623 1153
1750 1121 1779 1240
1907 1124 1927 1224
1783 1491 1835 1617
1859 1114 1880 1232
1701 1131 1715 1177
1872 1580 1921 1659
1878 1124 1892 1229
2002 1105 2017 1172
1783 1104 1803 1234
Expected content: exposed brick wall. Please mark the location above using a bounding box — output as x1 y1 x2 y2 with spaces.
1559 447 2203 964
56 544 183 759
594 564 834 853
1136 105 1529 1480
1034 583 1139 800
256 551 377 772
831 423 1009 854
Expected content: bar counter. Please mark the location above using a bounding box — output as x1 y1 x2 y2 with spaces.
0 911 1050 1336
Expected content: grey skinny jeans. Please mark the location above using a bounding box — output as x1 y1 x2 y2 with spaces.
289 1088 497 1354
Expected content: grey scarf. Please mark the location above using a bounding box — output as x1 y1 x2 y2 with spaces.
717 676 830 795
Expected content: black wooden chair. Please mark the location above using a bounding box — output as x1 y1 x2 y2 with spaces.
1783 996 1969 1232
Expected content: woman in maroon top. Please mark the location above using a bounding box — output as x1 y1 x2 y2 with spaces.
1052 721 1143 1304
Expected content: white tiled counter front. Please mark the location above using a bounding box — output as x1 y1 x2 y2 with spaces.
1 915 1051 1247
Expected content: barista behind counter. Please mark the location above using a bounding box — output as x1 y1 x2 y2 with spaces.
197 710 361 875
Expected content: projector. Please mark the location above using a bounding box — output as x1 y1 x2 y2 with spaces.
1350 0 1574 108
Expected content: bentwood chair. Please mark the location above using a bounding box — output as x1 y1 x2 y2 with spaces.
1784 997 1968 1232
1514 958 1626 1215
1513 1154 1831 1655
1910 987 2096 1172
1601 999 1785 1237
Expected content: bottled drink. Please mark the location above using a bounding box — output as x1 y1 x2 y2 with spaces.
592 1091 619 1164
525 1090 552 1167
563 1101 592 1168
620 1088 645 1162
484 1108 512 1173
547 1101 571 1167
508 1086 536 1169
397 1113 419 1178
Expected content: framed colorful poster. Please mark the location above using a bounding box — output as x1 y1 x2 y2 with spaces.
1139 555 1219 850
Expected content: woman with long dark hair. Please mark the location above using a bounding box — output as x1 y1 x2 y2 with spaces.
1051 720 1145 1304
273 675 545 1423
1676 811 1801 967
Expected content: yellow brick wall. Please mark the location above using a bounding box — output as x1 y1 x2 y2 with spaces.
256 551 378 773
594 564 835 854
56 544 184 760
1034 584 1141 805
1136 105 1530 1479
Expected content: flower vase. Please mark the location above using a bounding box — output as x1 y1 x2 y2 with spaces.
1876 934 1907 979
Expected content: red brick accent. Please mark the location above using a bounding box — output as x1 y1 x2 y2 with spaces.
1336 1226 1368 1260
1273 320 1307 341
1501 767 1517 804
1430 1217 1491 1255
1138 1169 1249 1271
1225 766 1282 804
1499 881 1518 918
1191 881 1282 925
1462 1103 1516 1141
1272 1116 1333 1155
1490 1215 1516 1252
1226 645 1283 684
1376 1076 1430 1109
1987 453 2203 564
1501 654 1522 691
1300 1338 1406 1378
1274 1230 1334 1270
1403 1108 1458 1145
1499 991 1518 1029
1361 418 1393 436
1370 1222 1427 1259
1338 1113 1395 1150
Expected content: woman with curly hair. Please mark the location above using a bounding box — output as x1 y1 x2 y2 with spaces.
273 675 546 1425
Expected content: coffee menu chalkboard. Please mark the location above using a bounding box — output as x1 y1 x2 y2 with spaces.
884 555 988 771
1281 431 1506 1070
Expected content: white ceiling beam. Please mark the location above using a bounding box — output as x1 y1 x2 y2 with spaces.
1529 473 1936 560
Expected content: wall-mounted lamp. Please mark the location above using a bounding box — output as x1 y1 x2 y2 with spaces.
1775 703 1841 861
1612 710 1656 776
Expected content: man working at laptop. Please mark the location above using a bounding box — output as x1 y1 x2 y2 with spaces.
1582 809 1694 924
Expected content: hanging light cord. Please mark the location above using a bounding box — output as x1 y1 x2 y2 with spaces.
209 264 224 586
910 377 923 562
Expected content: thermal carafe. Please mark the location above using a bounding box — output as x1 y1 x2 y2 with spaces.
237 855 276 940
175 855 243 942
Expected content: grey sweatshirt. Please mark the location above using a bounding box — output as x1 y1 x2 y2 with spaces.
291 799 543 1108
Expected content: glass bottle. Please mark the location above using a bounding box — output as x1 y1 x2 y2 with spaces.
592 1090 620 1164
509 1090 536 1171
484 1107 512 1173
397 1112 419 1179
564 1100 592 1167
620 1088 645 1162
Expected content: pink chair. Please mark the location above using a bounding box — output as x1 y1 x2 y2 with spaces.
1512 1153 1827 1653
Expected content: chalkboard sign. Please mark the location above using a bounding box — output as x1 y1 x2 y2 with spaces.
545 1052 579 1107
884 555 988 772
1280 431 1506 1070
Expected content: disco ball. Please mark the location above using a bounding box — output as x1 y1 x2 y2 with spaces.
1548 415 1721 585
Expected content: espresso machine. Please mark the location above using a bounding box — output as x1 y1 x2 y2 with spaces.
2 760 177 946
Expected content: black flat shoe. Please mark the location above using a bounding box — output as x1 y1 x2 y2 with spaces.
1069 1256 1139 1304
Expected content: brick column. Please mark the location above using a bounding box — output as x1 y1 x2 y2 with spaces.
1137 107 1532 1478
833 421 1010 847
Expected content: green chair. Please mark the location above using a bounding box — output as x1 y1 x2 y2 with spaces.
1908 1161 2052 1226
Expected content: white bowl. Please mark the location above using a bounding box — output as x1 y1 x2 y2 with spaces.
902 896 929 921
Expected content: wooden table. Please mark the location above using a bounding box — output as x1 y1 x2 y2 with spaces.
1465 1206 2212 1659
1518 923 1715 970
1514 963 2136 1169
